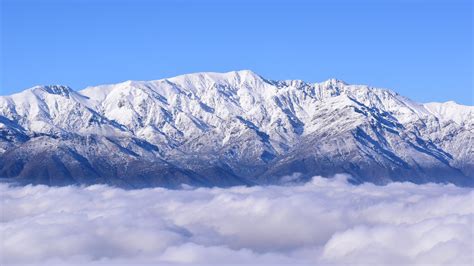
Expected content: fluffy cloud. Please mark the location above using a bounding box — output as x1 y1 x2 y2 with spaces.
1 175 473 265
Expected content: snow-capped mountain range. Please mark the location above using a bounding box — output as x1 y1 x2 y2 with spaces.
1 70 473 187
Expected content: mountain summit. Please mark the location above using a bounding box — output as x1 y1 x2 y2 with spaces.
1 70 473 187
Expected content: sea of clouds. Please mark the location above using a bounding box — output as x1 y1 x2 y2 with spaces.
1 174 473 265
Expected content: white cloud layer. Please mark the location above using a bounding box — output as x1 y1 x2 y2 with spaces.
1 175 473 265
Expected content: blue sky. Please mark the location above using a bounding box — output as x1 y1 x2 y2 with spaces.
1 0 472 104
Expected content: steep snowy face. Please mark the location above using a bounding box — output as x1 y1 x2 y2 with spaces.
0 70 473 187
79 70 309 150
1 70 435 145
77 70 428 149
424 101 474 126
0 85 125 136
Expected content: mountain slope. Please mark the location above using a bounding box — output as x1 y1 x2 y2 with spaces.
1 70 472 187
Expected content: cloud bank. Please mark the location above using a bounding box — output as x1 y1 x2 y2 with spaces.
1 175 473 265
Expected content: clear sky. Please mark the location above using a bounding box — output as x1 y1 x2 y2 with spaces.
1 0 472 104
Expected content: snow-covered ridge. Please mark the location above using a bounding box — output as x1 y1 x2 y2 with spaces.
424 101 474 125
3 70 471 129
0 70 473 187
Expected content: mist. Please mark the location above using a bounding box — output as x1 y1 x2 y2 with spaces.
1 174 472 265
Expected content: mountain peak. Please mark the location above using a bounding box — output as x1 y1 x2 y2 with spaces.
322 78 347 86
40 85 74 96
424 101 474 125
24 85 74 96
229 69 262 78
170 69 262 80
